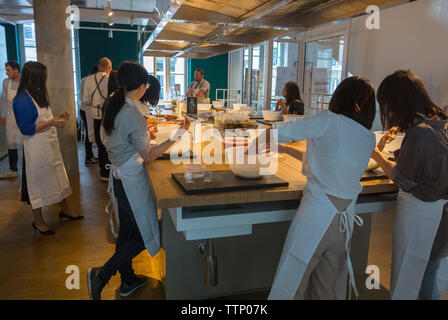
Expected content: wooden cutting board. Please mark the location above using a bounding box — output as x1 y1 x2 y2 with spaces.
172 170 289 195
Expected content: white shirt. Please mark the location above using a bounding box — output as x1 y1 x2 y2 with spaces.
277 110 376 199
83 72 109 119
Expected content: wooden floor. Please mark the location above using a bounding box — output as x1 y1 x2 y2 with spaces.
0 144 446 300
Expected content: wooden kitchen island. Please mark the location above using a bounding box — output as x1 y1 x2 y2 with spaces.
147 140 399 299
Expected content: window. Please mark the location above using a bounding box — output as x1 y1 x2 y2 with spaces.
251 44 265 112
143 56 155 75
21 23 81 113
143 56 187 101
303 35 344 116
271 41 300 109
170 57 185 98
23 23 37 62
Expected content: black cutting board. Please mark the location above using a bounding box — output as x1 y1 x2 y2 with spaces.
361 170 388 181
172 170 289 195
256 119 283 126
157 150 196 161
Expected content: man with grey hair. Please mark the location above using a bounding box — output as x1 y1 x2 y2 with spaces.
186 68 210 104
83 57 112 181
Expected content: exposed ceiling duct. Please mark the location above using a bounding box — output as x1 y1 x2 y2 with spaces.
142 0 407 59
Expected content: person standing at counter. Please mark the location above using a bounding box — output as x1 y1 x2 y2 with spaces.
87 61 190 300
13 62 83 235
79 66 98 167
371 70 448 300
0 61 21 179
275 81 305 115
186 68 210 104
83 57 112 181
263 76 376 299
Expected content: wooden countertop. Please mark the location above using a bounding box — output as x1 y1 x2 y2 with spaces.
147 140 398 209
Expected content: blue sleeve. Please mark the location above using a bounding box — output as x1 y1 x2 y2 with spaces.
13 93 38 135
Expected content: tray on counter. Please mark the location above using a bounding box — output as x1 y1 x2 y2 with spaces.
172 170 289 195
361 170 388 181
157 150 196 161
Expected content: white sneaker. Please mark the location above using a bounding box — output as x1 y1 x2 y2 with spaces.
0 169 18 179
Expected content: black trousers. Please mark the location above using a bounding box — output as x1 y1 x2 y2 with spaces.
93 119 110 177
8 148 18 172
100 178 145 284
79 110 94 161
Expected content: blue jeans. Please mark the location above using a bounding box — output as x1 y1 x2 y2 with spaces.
418 258 441 300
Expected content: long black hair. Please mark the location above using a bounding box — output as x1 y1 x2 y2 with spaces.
16 61 49 107
102 61 148 135
377 70 447 132
140 75 160 107
284 81 303 106
107 68 119 96
329 76 376 130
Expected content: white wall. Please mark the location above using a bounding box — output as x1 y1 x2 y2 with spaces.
228 49 243 91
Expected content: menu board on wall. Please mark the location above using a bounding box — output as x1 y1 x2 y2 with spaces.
275 66 297 96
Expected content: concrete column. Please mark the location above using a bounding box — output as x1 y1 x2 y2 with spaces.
33 0 79 177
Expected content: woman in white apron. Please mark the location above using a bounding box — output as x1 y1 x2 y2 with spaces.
87 61 190 300
256 77 377 299
12 62 83 235
372 70 448 300
0 61 21 179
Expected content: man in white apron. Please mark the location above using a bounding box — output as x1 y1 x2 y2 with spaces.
83 57 112 181
0 61 21 179
186 68 210 104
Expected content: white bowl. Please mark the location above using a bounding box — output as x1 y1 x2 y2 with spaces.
283 114 305 122
213 101 225 109
233 103 247 111
263 110 282 121
229 163 261 179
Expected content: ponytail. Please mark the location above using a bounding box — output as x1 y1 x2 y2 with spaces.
102 87 126 136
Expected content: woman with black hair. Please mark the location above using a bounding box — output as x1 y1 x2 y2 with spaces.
371 70 448 300
134 74 161 117
275 81 305 115
13 61 83 235
87 61 190 300
263 76 376 299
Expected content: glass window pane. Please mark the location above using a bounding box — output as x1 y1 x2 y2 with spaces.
271 41 300 109
143 56 154 74
303 35 344 116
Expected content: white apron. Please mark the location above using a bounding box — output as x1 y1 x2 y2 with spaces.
5 80 21 149
85 105 95 143
107 152 161 257
268 179 363 300
22 94 72 209
390 190 448 300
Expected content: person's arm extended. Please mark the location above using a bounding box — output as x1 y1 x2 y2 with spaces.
371 147 395 179
139 118 191 163
278 144 304 161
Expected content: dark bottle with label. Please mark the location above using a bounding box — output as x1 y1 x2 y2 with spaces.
187 96 197 115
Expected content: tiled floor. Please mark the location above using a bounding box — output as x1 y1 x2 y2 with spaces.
0 145 446 300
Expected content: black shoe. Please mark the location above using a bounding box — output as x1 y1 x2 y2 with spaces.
87 267 107 300
59 211 84 221
32 222 55 235
119 276 148 297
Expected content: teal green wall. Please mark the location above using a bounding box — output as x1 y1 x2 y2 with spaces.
189 54 228 102
0 23 20 64
78 22 139 78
